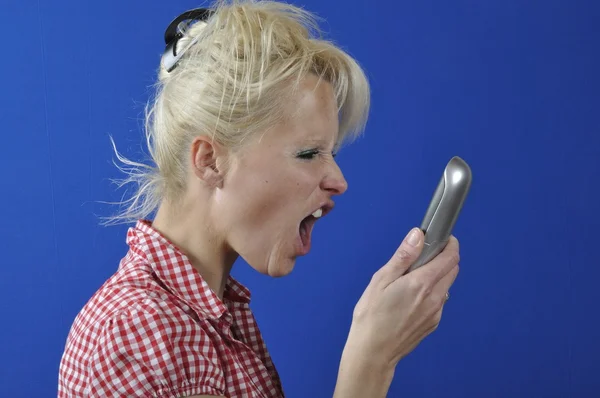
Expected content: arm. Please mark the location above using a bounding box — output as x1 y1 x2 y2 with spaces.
333 339 394 398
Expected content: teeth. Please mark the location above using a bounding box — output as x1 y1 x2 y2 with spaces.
312 208 323 218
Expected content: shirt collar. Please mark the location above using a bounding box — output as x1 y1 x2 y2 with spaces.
124 220 251 320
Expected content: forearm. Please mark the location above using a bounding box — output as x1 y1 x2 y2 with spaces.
333 333 395 398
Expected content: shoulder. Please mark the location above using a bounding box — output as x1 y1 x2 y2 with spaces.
59 263 226 397
65 255 180 341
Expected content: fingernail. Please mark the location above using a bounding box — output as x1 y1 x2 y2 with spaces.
407 228 421 247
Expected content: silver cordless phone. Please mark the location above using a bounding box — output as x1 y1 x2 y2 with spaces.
406 156 472 273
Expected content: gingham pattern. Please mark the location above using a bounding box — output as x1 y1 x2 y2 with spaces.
58 220 284 398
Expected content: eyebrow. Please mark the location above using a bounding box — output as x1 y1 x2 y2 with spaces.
300 134 339 147
302 138 328 145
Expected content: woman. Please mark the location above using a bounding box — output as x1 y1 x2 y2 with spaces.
58 1 460 397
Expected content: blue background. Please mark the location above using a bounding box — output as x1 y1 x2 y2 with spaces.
1 0 599 396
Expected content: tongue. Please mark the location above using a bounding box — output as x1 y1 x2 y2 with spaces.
300 216 313 247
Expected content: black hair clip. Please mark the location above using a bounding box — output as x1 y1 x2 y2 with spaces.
162 8 214 72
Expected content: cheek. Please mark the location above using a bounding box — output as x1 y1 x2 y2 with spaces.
227 171 294 227
243 162 303 204
225 156 318 232
250 180 301 225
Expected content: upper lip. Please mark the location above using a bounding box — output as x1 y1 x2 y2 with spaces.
307 200 335 218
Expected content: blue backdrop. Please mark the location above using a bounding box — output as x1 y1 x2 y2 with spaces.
1 0 599 396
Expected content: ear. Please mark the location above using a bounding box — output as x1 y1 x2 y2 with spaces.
190 136 228 188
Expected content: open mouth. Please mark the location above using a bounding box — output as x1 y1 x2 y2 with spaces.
297 202 334 255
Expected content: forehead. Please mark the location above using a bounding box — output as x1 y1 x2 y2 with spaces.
282 76 340 143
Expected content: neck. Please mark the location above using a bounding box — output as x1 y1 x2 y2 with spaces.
151 194 238 299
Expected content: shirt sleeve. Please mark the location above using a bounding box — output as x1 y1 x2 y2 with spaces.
86 305 226 398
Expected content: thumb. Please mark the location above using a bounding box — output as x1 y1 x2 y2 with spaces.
383 228 424 283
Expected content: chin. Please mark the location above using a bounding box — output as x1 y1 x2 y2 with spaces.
265 258 296 278
268 268 293 278
244 255 295 278
242 240 299 278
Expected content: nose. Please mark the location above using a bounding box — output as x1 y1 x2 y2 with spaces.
321 161 348 195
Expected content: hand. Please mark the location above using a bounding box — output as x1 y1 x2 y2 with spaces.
333 228 459 398
347 227 460 369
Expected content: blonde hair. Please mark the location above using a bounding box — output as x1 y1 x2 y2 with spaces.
104 0 371 225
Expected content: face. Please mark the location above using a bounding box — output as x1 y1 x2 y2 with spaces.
214 74 348 277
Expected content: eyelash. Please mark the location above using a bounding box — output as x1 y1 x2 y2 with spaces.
297 149 337 160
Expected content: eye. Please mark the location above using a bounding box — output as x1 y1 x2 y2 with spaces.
297 149 320 160
297 149 338 160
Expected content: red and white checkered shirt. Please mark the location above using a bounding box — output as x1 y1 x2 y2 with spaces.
58 220 284 398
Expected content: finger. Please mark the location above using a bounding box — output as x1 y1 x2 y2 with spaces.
379 228 424 287
428 265 459 337
410 235 460 286
432 263 459 305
